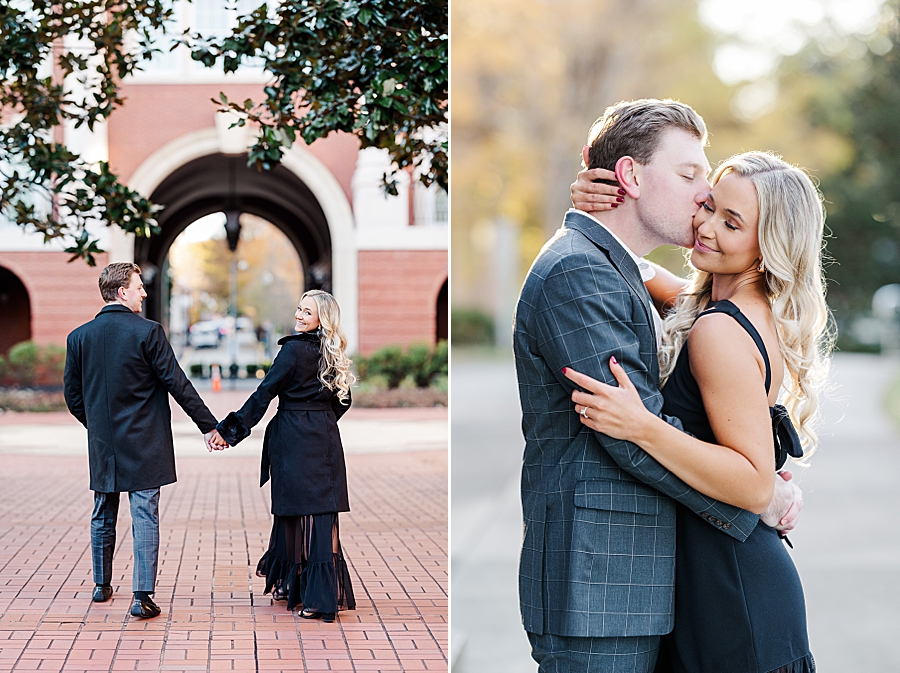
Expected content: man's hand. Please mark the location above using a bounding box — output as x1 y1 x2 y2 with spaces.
203 429 229 452
760 470 802 532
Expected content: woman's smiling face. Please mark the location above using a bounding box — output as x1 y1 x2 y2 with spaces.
689 172 762 275
295 297 320 332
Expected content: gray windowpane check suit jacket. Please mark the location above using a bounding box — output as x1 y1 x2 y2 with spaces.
514 211 760 638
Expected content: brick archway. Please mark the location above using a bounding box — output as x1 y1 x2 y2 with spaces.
126 128 359 352
436 279 448 342
0 265 31 355
133 152 333 331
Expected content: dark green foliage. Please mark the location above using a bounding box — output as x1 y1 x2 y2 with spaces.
0 2 169 264
802 3 900 330
432 339 448 377
407 340 447 387
450 308 494 346
7 341 39 386
187 0 448 194
356 340 447 389
364 345 407 389
2 0 447 265
3 341 66 387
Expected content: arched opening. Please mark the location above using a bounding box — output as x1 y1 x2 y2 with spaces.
0 266 31 355
163 212 305 375
436 279 448 342
134 153 332 326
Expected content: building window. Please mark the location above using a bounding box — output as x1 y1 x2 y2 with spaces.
413 182 448 227
135 0 266 80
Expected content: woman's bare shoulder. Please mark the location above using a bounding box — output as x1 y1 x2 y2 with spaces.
688 306 772 391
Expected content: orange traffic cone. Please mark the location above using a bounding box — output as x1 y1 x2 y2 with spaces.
211 364 222 392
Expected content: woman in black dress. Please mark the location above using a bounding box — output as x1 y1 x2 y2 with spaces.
566 151 831 672
217 290 356 622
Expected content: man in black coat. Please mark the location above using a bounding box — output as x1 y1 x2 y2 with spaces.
64 262 226 619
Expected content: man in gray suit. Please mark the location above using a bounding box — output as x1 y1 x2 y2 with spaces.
514 99 798 670
65 262 226 619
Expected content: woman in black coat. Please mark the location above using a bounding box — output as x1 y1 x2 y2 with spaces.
217 290 356 621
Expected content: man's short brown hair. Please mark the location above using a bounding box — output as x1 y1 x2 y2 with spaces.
99 262 141 303
586 99 708 175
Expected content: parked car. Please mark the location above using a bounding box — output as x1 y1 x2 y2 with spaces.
188 320 223 348
235 316 258 346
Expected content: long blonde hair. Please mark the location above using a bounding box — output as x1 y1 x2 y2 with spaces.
302 289 355 405
658 151 834 460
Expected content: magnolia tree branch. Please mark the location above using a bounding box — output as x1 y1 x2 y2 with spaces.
0 1 170 264
186 0 448 195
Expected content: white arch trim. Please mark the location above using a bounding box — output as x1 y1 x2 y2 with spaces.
125 128 359 352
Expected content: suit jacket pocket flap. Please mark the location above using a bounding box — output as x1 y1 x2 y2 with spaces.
574 479 662 515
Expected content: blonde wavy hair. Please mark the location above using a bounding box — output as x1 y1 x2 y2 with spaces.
657 151 834 460
302 289 355 405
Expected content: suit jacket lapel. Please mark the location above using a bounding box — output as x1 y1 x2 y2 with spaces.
563 211 659 357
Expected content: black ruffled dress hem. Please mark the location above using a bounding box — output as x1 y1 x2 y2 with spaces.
255 513 355 613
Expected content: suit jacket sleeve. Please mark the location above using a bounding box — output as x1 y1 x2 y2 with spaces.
63 333 87 428
145 323 218 433
535 257 760 542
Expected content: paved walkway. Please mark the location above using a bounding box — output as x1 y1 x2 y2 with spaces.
451 352 900 673
0 400 447 673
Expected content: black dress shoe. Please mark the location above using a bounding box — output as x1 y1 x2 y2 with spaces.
299 608 335 623
130 597 161 618
92 585 113 603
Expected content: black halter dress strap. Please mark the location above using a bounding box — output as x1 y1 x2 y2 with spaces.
697 299 771 394
696 299 803 470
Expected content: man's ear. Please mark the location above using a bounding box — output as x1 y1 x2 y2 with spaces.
582 145 590 169
615 156 640 199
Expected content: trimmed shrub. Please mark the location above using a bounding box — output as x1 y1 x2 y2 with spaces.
451 308 494 346
365 345 407 389
407 340 448 387
8 341 40 386
356 341 448 389
407 343 433 387
1 342 68 387
37 344 66 386
432 340 448 377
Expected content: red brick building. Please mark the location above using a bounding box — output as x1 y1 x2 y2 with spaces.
0 9 447 357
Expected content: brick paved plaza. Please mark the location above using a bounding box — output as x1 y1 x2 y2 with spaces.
0 401 447 673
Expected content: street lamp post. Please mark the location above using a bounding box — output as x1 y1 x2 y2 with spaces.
225 210 242 384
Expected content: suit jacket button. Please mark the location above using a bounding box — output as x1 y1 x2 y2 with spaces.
715 519 724 526
723 522 732 529
701 512 709 519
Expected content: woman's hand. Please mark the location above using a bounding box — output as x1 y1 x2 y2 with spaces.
570 163 624 212
563 357 654 442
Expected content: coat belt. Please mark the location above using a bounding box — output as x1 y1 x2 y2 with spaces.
278 401 331 411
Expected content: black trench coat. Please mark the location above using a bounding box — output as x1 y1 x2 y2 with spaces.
217 332 351 516
63 304 218 493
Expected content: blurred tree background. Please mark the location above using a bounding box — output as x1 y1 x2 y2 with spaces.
167 214 303 336
451 0 900 350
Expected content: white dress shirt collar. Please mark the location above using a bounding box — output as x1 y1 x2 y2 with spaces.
568 209 656 281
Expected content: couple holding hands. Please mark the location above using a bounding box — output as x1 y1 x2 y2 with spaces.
64 262 355 622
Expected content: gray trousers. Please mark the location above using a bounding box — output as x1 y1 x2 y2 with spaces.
528 632 661 673
91 489 160 593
